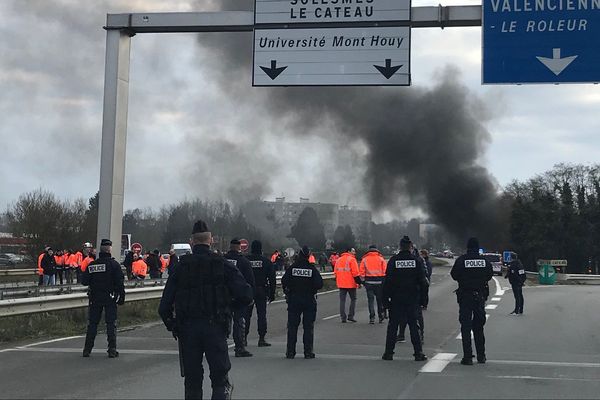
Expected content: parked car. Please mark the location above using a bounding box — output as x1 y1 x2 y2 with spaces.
0 253 17 267
483 253 503 275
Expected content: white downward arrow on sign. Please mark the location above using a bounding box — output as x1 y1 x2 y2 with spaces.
536 48 578 76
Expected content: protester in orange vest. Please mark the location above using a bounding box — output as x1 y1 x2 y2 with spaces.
334 248 360 323
131 252 148 281
270 250 280 263
65 249 78 284
54 249 65 285
308 253 316 264
37 249 46 286
360 245 388 324
80 249 97 272
160 253 169 273
329 252 340 270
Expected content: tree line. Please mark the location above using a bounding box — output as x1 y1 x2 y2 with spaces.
5 163 600 273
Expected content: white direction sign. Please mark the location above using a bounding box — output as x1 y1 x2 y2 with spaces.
253 27 410 86
255 0 410 24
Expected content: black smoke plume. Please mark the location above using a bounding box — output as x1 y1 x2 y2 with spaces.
194 0 506 247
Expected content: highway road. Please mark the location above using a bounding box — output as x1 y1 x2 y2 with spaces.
1 264 599 399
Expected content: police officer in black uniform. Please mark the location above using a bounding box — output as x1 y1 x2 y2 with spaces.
159 221 253 400
224 238 255 357
245 240 277 347
505 254 526 315
382 236 428 362
81 239 125 358
281 246 323 359
451 237 493 365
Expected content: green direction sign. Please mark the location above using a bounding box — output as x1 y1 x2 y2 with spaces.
537 259 567 267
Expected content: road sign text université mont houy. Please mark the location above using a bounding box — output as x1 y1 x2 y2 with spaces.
253 0 412 86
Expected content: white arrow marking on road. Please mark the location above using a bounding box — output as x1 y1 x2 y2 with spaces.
536 48 578 76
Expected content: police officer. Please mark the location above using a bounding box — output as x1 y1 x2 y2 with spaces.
224 238 255 357
245 240 276 347
382 236 428 362
397 245 429 343
159 221 253 400
451 237 493 365
281 246 323 359
81 239 125 358
505 254 526 315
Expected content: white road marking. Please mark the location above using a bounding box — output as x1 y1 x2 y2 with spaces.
17 335 84 349
490 375 599 382
490 359 600 368
491 297 501 301
11 347 179 355
485 304 498 310
323 314 341 320
456 332 473 340
419 353 457 373
492 277 505 296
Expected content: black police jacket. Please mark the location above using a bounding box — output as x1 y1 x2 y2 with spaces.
159 244 253 328
383 250 429 306
281 258 323 299
224 251 256 292
245 253 276 300
505 259 526 286
451 250 493 292
81 252 125 305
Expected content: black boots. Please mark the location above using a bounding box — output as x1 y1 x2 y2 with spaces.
258 336 271 347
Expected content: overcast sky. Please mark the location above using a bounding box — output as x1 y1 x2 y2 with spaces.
1 0 598 222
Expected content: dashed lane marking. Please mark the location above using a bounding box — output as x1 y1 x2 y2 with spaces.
323 314 341 321
485 304 498 310
419 352 457 373
491 297 501 301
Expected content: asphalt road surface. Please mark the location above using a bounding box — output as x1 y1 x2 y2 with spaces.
1 264 599 399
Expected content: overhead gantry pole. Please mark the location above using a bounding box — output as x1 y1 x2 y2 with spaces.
97 6 482 257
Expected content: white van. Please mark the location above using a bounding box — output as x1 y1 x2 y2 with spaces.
171 243 192 257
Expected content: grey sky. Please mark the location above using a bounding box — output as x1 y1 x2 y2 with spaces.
0 0 599 223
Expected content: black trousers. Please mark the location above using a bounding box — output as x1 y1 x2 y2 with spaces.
364 283 384 320
246 294 268 338
84 301 117 351
385 303 423 355
458 290 487 358
232 307 246 350
55 267 64 285
511 283 524 313
287 296 317 355
398 306 424 339
179 319 231 400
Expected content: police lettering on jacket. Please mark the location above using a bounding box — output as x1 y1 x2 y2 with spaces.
395 260 416 269
88 264 106 273
465 259 486 268
250 261 262 268
291 268 313 277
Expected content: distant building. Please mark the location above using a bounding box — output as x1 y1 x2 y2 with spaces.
338 206 372 248
241 198 371 245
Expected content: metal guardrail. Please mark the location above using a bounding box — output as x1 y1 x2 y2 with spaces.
0 272 336 317
0 269 37 277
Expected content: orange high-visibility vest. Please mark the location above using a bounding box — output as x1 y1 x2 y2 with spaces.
334 252 359 289
359 250 387 279
308 254 316 264
160 256 168 272
270 252 279 263
37 253 44 275
80 256 94 272
132 259 148 277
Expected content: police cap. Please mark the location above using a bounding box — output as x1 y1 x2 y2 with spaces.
101 239 112 246
230 238 241 245
192 220 209 234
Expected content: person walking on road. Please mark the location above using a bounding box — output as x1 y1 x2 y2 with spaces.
382 236 429 362
334 248 360 323
159 220 253 400
359 245 387 324
81 239 125 358
451 237 493 365
225 238 256 358
505 254 526 315
281 246 324 359
245 240 277 347
397 246 429 343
